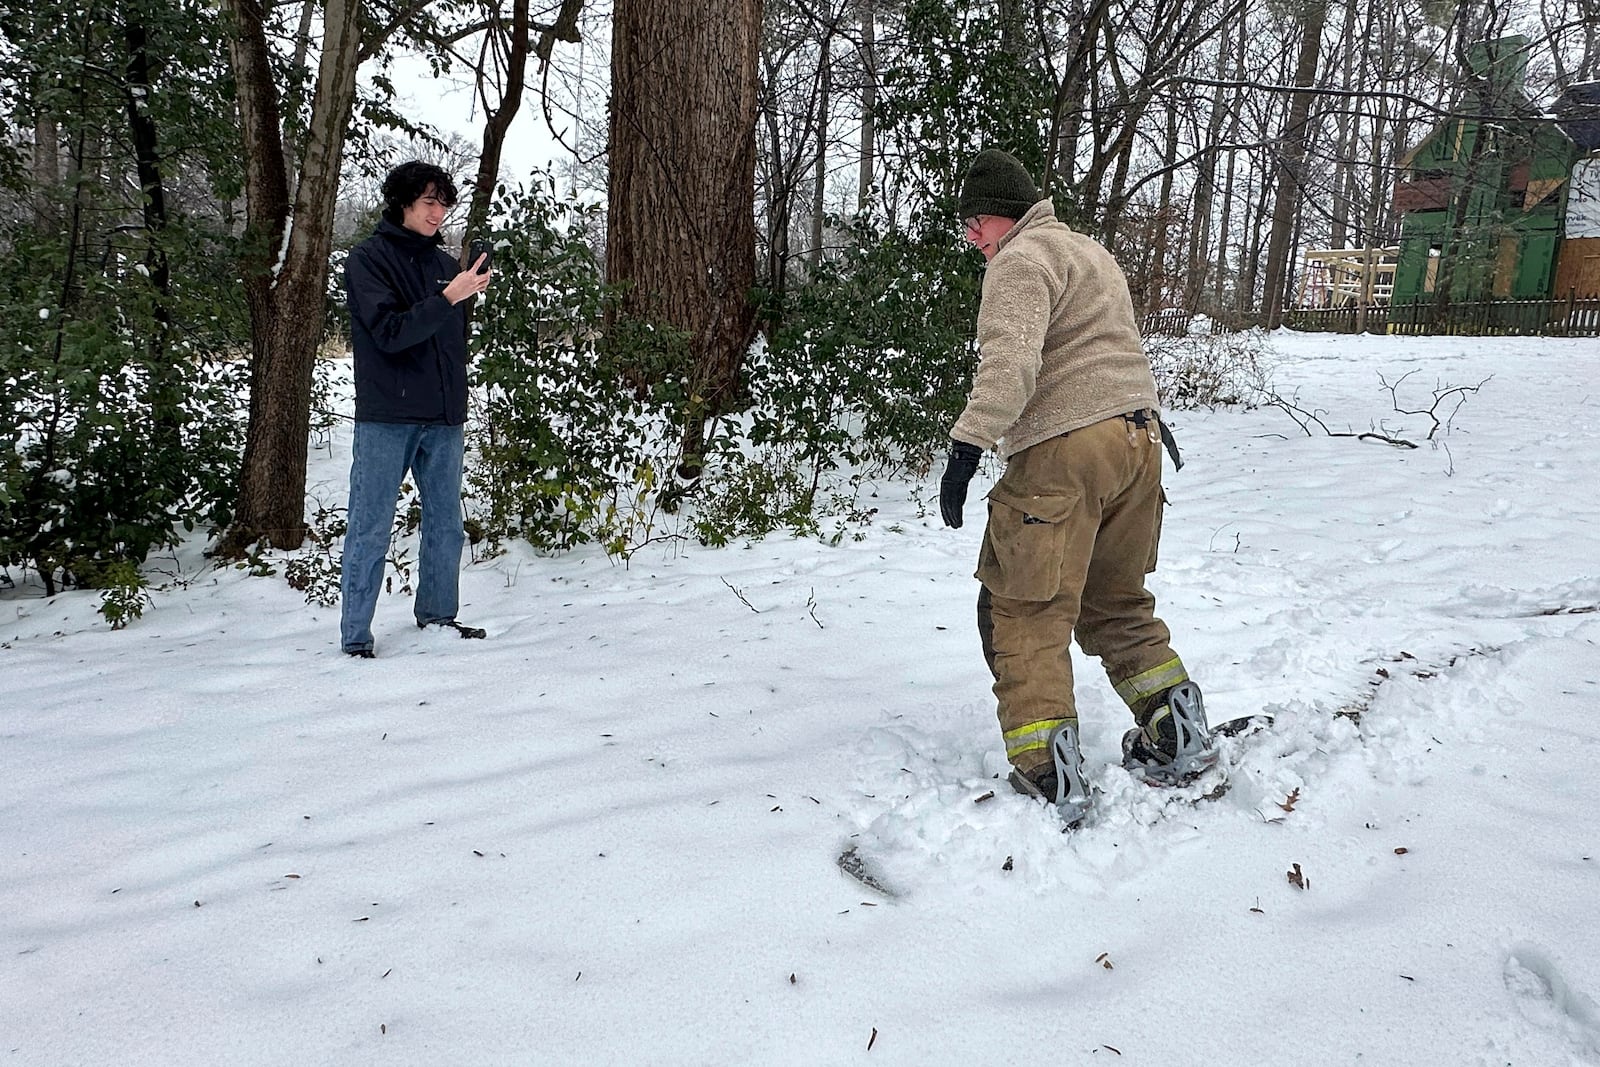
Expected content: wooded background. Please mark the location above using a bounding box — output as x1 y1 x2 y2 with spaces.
1 0 1594 595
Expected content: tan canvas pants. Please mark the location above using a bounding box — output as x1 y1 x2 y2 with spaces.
974 413 1190 774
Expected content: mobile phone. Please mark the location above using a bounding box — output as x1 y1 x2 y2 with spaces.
467 238 492 274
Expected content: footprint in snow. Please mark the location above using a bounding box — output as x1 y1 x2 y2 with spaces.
1503 943 1600 1058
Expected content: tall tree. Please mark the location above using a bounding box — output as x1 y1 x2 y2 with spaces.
810 21 833 273
221 0 365 551
608 0 762 475
856 0 877 211
1260 0 1329 328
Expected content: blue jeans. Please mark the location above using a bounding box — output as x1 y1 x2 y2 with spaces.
339 421 467 653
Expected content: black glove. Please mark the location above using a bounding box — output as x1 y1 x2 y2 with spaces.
939 441 983 528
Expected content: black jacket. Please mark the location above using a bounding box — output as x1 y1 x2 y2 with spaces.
345 218 469 424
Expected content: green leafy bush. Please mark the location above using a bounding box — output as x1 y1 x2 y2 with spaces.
97 560 152 630
467 175 679 557
0 224 247 593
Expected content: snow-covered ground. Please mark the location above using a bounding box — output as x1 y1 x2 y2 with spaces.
4 332 1600 1065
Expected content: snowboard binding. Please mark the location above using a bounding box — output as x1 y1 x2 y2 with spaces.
1009 721 1094 827
1122 680 1219 784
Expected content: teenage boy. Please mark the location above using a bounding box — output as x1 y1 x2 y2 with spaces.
339 161 491 658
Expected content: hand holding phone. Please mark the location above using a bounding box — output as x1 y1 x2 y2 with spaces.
443 239 494 305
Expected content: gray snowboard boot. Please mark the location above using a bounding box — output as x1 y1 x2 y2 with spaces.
1121 680 1218 784
1009 722 1093 827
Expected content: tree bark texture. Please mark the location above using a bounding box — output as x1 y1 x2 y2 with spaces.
32 114 59 227
856 0 875 212
608 0 761 468
224 0 364 551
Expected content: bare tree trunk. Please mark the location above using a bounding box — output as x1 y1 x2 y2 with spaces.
1099 111 1146 250
608 0 761 477
1214 144 1238 310
759 71 793 296
1184 19 1232 311
1261 0 1328 329
1327 0 1357 250
1240 144 1276 314
223 0 364 552
1365 0 1401 245
856 0 875 212
465 0 532 246
285 0 316 190
121 20 170 306
1043 0 1111 195
810 27 831 273
999 0 1026 56
1073 17 1116 215
119 12 182 485
1148 100 1180 311
1213 12 1249 311
32 113 59 227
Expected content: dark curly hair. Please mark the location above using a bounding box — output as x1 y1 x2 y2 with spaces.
380 161 458 223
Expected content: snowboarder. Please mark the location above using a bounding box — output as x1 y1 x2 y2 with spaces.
939 148 1215 825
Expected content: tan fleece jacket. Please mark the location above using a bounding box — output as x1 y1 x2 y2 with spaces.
952 200 1158 458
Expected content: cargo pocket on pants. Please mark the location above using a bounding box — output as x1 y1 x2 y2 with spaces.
976 486 1079 602
1146 486 1166 574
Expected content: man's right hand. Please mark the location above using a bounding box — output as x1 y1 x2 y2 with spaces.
442 254 492 304
939 441 983 528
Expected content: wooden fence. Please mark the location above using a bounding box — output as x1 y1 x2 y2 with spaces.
1140 309 1261 337
1147 292 1600 339
1382 294 1600 337
1141 308 1194 337
1283 305 1391 334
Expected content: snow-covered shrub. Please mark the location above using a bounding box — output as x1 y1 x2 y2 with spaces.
467 175 679 557
755 216 979 468
1146 329 1275 410
0 222 247 593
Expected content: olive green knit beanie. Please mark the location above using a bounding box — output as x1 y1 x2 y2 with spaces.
957 148 1041 220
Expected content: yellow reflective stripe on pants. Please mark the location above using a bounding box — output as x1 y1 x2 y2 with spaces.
1003 717 1073 760
1113 656 1189 707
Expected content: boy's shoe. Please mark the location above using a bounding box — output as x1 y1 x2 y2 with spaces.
344 648 375 659
418 619 486 639
1008 722 1093 827
1121 680 1218 784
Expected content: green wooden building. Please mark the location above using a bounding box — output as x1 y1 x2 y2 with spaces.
1391 37 1579 304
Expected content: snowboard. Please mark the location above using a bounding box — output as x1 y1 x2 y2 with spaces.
836 846 898 899
1212 712 1274 739
834 713 1276 895
1133 712 1275 802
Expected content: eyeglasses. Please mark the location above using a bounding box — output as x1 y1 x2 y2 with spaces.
962 216 983 234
